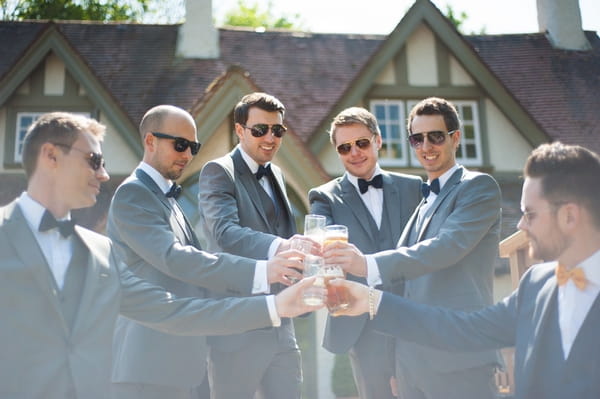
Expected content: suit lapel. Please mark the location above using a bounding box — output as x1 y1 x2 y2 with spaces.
398 199 423 246
416 167 463 242
521 272 559 383
135 169 195 245
3 202 69 334
232 149 273 228
381 172 403 241
270 165 296 229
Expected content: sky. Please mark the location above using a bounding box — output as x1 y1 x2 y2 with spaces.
213 0 599 35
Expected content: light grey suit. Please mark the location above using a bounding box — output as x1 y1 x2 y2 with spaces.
0 199 273 399
371 261 600 399
197 147 299 398
107 169 260 393
374 166 502 398
309 171 422 398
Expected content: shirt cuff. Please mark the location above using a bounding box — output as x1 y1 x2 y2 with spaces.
366 255 382 287
252 260 270 294
265 295 281 327
267 237 283 260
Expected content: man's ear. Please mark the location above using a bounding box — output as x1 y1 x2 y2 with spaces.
558 202 579 231
39 142 59 168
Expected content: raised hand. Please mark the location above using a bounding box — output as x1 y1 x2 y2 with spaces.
266 248 304 286
328 279 380 317
322 241 368 277
275 276 326 317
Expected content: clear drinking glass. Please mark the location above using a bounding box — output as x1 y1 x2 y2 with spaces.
323 224 350 313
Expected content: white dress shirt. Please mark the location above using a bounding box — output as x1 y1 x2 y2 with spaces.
346 164 384 229
365 164 459 287
138 162 279 325
18 192 74 290
557 249 600 358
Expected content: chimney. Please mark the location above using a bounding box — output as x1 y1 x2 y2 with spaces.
177 0 219 59
537 0 591 51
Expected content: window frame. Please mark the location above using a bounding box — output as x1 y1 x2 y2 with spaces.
370 100 409 167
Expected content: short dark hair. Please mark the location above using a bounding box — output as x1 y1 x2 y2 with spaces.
524 142 600 228
22 112 105 178
329 107 380 145
407 97 461 134
233 92 285 125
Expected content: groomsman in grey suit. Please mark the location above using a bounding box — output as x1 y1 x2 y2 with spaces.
332 141 600 399
198 92 306 398
325 97 502 399
309 107 422 399
107 105 308 399
0 112 319 399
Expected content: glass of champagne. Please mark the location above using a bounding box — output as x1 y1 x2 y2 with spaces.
302 256 325 306
304 214 326 245
323 225 350 313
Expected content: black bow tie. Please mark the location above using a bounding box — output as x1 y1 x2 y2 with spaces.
166 183 182 199
358 174 383 194
256 164 272 180
421 178 440 198
39 210 75 238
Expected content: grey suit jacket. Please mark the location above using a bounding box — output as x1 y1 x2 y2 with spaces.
374 166 502 373
372 262 600 399
197 146 296 351
107 168 259 387
308 171 422 353
0 200 272 399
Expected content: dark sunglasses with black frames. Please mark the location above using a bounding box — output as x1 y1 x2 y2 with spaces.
151 132 201 155
241 123 287 138
52 142 105 171
336 136 374 155
407 130 456 148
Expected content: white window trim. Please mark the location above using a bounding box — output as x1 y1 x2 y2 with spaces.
14 112 45 163
452 101 483 166
370 100 409 167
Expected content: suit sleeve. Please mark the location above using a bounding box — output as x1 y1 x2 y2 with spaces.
108 182 256 296
371 289 517 351
308 188 335 225
116 256 272 336
375 173 501 282
198 161 277 258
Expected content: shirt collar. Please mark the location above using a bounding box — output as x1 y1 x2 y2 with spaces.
139 161 173 195
577 248 600 287
18 192 72 232
238 145 270 174
430 163 459 190
346 164 383 192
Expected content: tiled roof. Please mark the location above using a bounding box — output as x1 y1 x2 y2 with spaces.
466 31 600 154
0 21 598 152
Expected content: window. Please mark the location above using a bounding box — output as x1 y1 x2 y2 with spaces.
453 101 482 165
371 100 409 166
14 112 44 163
372 99 482 167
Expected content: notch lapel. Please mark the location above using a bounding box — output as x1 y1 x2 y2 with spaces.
381 172 403 240
339 177 376 243
232 149 273 228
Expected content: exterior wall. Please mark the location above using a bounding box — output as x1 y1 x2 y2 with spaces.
449 55 474 86
98 114 139 175
0 108 7 172
485 99 532 172
406 24 438 86
374 61 396 85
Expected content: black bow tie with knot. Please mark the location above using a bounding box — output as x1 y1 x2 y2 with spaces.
357 174 383 194
255 164 273 180
166 183 182 199
421 178 440 198
39 210 75 238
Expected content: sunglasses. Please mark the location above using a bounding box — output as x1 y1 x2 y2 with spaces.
151 132 201 155
241 124 287 138
52 142 105 171
336 136 374 155
407 130 456 148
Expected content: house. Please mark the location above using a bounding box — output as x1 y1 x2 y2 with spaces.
1 0 598 396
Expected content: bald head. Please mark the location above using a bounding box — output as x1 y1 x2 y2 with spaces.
139 105 196 141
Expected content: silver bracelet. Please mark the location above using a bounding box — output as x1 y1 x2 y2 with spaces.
368 287 376 320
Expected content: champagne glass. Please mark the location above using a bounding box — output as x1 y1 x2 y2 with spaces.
323 225 350 313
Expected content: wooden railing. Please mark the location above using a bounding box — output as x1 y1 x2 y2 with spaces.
494 230 539 396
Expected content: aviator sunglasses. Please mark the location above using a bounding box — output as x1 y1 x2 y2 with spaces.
336 136 374 155
151 132 201 155
407 130 456 148
52 142 105 170
241 123 287 138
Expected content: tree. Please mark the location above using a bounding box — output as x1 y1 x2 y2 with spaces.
221 0 302 30
0 0 159 22
444 4 486 35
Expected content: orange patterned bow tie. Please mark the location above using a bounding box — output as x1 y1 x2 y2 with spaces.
555 264 588 290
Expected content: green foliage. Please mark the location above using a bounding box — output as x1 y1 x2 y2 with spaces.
2 0 150 22
222 0 301 30
331 353 358 397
